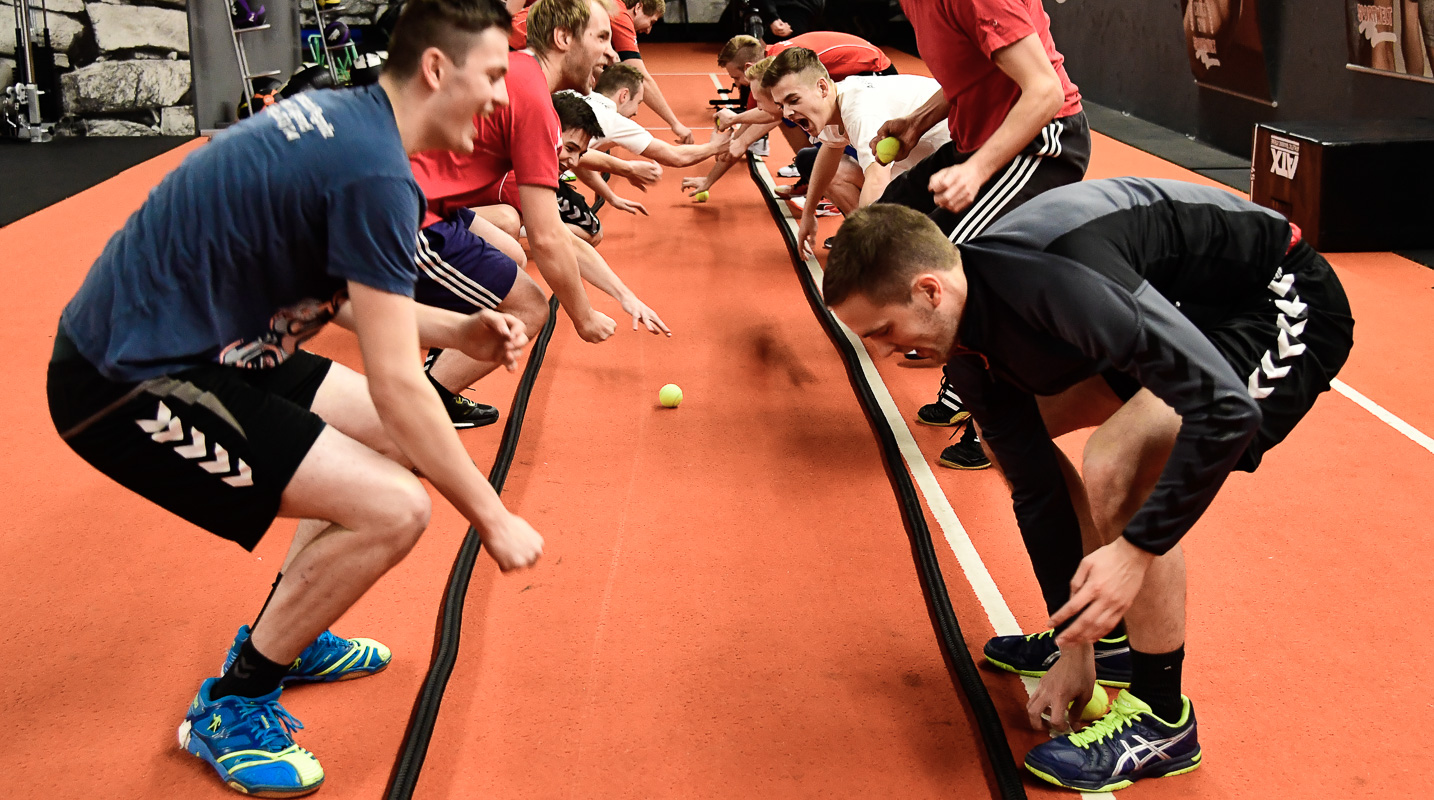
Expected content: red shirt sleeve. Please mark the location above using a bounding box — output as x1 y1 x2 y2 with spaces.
612 5 640 57
509 8 528 50
957 0 1038 58
506 55 560 189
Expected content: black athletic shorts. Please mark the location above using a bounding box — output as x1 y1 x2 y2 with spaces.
879 112 1091 244
1103 242 1355 473
558 182 601 239
47 329 332 550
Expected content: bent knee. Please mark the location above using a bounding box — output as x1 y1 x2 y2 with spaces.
493 207 522 240
372 475 431 557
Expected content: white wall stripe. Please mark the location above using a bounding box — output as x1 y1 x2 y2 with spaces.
747 146 1117 797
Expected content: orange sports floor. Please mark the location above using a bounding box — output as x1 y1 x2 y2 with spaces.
4 44 1434 800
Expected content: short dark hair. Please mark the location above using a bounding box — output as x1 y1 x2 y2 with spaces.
824 204 959 307
761 47 828 91
594 62 643 97
553 91 604 139
384 0 512 80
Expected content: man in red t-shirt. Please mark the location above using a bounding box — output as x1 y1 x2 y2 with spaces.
410 0 667 426
510 0 691 144
868 0 1089 474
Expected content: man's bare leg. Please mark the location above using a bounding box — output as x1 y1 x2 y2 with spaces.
278 363 412 575
828 158 864 215
468 210 527 266
472 203 523 244
246 363 430 663
428 269 550 393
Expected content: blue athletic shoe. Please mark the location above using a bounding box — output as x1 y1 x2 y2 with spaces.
1024 689 1201 792
223 625 392 685
178 678 324 797
983 629 1132 687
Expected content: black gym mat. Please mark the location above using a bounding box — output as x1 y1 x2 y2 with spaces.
0 136 194 228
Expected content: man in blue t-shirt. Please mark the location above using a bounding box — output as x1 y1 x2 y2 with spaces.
46 1 539 796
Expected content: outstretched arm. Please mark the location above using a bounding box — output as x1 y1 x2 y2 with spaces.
628 57 694 144
640 133 731 168
347 283 542 569
519 184 616 343
568 233 670 336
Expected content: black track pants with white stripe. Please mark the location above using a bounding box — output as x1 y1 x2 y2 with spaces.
880 112 1091 411
878 112 1091 245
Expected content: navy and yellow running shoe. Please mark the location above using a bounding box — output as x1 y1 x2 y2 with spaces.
983 629 1132 687
179 678 324 797
224 626 392 685
1024 690 1201 792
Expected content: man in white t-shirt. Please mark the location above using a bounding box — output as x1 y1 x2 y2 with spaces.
578 64 730 167
564 64 731 219
764 47 950 258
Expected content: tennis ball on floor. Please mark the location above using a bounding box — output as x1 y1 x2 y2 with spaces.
1076 686 1110 722
693 191 709 203
875 136 901 165
659 383 683 408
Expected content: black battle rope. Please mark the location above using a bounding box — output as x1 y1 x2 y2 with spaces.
385 295 561 800
746 155 1027 800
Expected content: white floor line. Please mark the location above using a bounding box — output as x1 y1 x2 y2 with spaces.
707 72 726 92
1332 379 1434 455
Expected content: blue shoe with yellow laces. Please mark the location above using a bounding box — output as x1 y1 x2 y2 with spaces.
178 677 324 796
1024 689 1201 792
223 625 392 685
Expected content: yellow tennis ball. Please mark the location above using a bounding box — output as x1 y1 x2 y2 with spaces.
693 191 709 203
659 383 683 408
1076 686 1110 722
875 136 900 165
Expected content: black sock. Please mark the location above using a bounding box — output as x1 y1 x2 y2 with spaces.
1128 645 1185 722
426 369 457 400
251 572 284 631
211 637 289 700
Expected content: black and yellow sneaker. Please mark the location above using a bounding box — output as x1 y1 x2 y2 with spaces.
983 629 1133 687
938 425 990 470
425 370 499 429
916 377 971 426
1024 690 1201 792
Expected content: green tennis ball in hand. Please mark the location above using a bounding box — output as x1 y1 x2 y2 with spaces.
693 191 709 203
875 136 901 165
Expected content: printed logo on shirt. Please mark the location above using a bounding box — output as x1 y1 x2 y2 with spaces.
268 94 336 142
1269 136 1300 180
218 292 346 369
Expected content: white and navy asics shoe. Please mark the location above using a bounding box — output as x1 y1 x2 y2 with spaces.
983 629 1133 687
1024 690 1201 792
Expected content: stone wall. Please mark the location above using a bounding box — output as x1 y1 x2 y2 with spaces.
1 0 194 136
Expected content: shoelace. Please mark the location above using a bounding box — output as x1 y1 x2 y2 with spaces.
309 630 347 655
453 394 487 410
1067 698 1139 749
231 697 306 752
